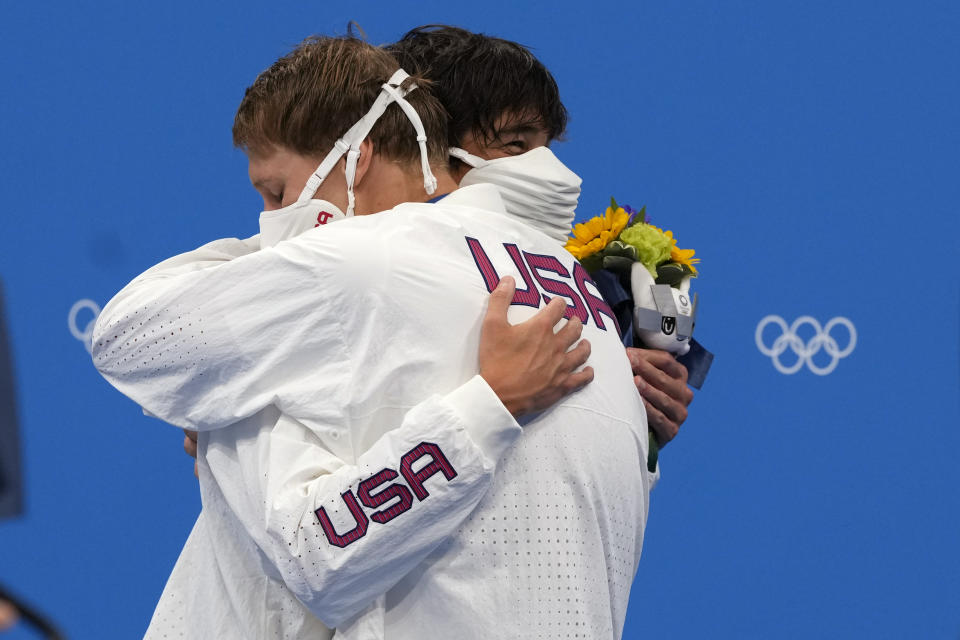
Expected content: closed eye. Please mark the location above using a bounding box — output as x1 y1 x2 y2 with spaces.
260 190 284 210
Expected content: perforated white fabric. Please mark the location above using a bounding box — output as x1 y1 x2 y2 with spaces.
93 185 655 639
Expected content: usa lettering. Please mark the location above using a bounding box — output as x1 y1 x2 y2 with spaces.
466 236 617 332
314 442 457 548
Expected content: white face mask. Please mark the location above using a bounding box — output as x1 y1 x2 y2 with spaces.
258 69 437 248
449 146 582 243
258 199 347 249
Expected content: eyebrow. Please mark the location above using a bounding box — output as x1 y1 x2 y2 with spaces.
495 124 544 137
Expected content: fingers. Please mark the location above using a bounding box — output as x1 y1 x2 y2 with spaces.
183 429 200 478
628 347 689 384
533 295 568 328
487 283 571 337
184 432 198 459
563 338 591 371
633 352 690 448
652 353 689 384
634 357 694 408
565 366 594 392
637 373 688 427
555 314 584 349
642 394 679 446
478 289 594 418
484 276 516 323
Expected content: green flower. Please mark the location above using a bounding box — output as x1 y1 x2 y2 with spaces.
618 223 673 279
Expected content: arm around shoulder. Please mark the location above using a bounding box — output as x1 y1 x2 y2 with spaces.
91 234 343 430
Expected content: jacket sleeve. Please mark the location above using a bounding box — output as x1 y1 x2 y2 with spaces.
90 232 344 431
203 375 521 629
95 224 524 626
136 234 262 278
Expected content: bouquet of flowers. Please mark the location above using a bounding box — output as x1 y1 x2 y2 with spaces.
564 199 708 472
565 198 700 355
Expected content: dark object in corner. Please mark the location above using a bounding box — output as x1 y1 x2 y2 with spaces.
0 584 66 639
0 280 23 520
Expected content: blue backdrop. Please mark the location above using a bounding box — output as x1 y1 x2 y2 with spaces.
1 1 957 638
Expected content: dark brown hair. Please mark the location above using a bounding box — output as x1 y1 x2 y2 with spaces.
233 36 448 167
386 25 568 148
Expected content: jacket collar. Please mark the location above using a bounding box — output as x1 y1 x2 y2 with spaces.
434 183 507 215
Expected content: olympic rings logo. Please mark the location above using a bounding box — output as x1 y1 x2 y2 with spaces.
755 315 856 376
68 299 102 354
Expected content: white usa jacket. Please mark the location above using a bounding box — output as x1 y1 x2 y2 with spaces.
92 184 655 639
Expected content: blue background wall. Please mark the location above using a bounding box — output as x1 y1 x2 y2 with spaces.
1 1 957 637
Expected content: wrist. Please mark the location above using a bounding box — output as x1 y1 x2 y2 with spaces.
480 373 524 418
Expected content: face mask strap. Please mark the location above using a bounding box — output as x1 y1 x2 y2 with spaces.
381 82 438 196
344 147 361 216
448 147 487 169
298 139 350 203
298 69 438 214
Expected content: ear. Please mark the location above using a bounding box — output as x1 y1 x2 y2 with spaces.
350 138 376 188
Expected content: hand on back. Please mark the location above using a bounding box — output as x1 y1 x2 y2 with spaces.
479 277 594 418
179 276 597 474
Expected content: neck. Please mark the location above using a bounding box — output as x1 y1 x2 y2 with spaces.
352 163 448 214
397 166 457 203
432 170 459 198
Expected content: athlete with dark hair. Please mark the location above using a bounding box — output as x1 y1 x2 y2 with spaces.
387 24 694 447
388 25 568 151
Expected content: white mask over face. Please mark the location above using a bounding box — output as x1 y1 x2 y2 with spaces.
258 198 347 248
258 69 437 248
449 146 582 244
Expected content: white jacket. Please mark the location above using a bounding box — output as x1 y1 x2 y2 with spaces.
92 185 655 639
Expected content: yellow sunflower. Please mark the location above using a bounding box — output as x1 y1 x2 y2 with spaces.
650 228 698 275
663 231 700 274
564 205 629 260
